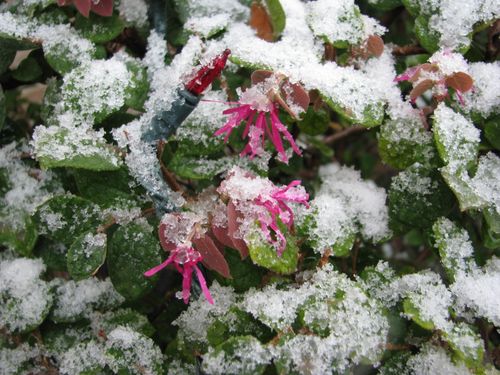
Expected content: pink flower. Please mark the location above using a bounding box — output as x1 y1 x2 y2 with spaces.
57 0 113 17
394 52 473 105
144 212 232 304
214 71 309 164
144 244 213 304
254 180 310 256
216 167 309 256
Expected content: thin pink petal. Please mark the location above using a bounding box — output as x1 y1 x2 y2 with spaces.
194 265 214 304
182 265 194 304
144 255 175 277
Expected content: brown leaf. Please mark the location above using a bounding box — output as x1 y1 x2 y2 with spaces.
410 79 434 101
445 72 473 93
227 201 249 259
366 35 384 57
192 234 232 279
249 2 274 42
283 82 310 113
251 70 274 85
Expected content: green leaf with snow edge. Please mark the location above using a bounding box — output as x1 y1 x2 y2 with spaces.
105 326 164 375
402 298 435 330
0 206 38 257
265 0 286 39
33 126 122 171
67 231 107 281
215 248 264 292
93 308 155 338
433 105 480 169
321 94 384 128
388 165 454 233
432 218 475 282
74 13 125 44
378 118 439 170
247 223 299 275
168 153 231 180
107 222 162 301
124 60 149 111
33 194 104 246
443 323 484 371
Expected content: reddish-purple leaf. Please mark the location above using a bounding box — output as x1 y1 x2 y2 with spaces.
91 0 114 17
249 2 274 42
192 235 232 279
74 0 91 17
445 72 473 93
227 201 249 259
251 70 274 85
211 222 236 249
285 82 310 113
410 79 434 102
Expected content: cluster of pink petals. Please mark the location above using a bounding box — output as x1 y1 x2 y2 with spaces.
216 168 310 256
144 244 213 304
254 180 310 255
57 0 113 17
215 102 301 164
144 213 231 304
394 63 473 106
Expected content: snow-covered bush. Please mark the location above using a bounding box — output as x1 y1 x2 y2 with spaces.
0 0 499 374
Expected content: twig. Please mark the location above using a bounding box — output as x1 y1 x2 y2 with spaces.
385 343 413 351
392 44 427 56
318 248 332 268
324 125 365 145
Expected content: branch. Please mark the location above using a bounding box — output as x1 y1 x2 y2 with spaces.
392 44 427 56
324 125 365 145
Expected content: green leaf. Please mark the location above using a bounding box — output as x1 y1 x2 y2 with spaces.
168 153 231 180
402 298 435 330
67 231 107 281
74 13 125 44
444 323 484 370
35 239 68 272
389 165 454 233
93 308 155 337
378 118 439 170
0 35 39 75
484 117 500 150
207 307 273 347
297 107 329 136
105 326 164 375
124 61 149 111
11 56 43 82
34 126 122 171
107 222 162 301
414 15 439 53
33 194 103 246
247 224 299 275
0 206 38 256
74 168 140 207
367 0 402 11
215 248 264 292
265 0 286 38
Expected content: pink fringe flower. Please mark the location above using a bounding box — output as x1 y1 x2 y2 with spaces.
214 71 309 164
216 167 309 256
254 180 310 256
144 244 213 304
144 212 232 304
57 0 113 17
394 50 473 105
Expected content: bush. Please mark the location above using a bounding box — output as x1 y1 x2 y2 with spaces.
0 0 499 374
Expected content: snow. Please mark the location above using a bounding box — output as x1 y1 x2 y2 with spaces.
315 163 390 242
51 277 125 322
433 103 480 166
406 345 472 375
451 257 500 327
105 326 163 375
60 341 106 375
464 62 500 117
118 0 149 28
0 258 52 332
174 281 238 345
